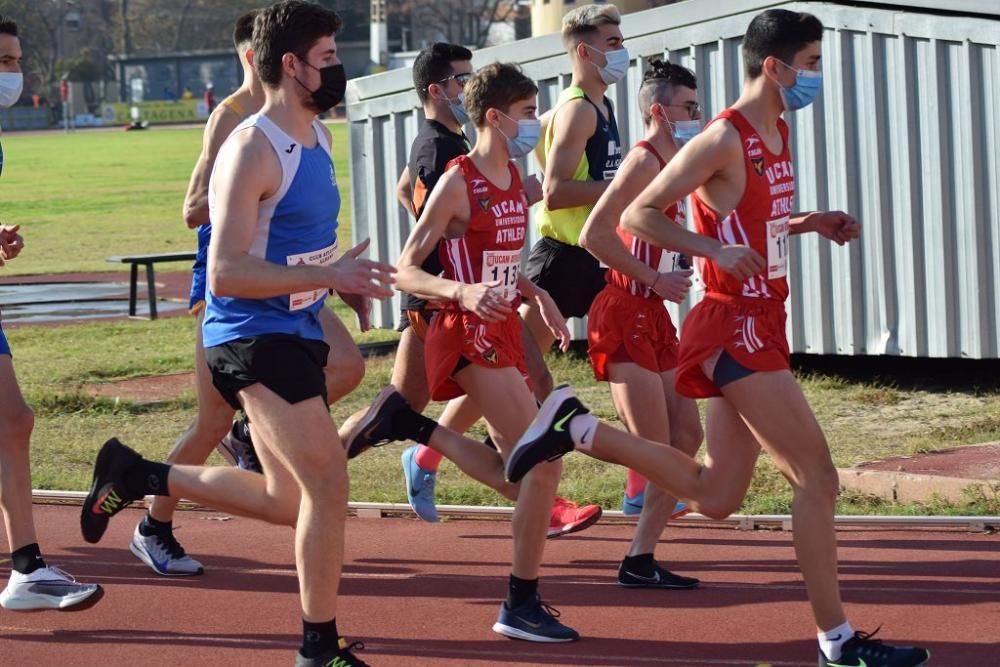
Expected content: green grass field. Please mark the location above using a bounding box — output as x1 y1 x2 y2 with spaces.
2 125 999 516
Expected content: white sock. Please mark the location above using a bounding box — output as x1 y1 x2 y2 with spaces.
567 413 598 452
818 620 854 660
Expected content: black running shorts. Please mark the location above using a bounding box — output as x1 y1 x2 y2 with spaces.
205 334 329 410
525 236 607 319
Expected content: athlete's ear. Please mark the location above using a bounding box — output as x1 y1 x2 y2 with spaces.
243 48 255 70
281 52 299 79
761 55 782 81
426 82 443 101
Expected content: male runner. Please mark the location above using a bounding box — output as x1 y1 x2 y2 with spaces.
507 10 930 666
346 62 582 642
80 3 392 664
130 8 367 578
521 4 659 515
579 59 703 590
350 43 600 536
0 15 103 612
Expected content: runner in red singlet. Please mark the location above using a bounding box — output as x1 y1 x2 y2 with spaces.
505 10 929 666
579 60 703 590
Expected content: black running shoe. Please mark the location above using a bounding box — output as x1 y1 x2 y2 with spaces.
81 438 144 544
617 560 700 589
492 594 580 643
294 639 369 666
343 385 411 459
505 384 589 484
819 628 930 666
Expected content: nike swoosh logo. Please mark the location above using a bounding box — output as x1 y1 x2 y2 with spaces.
624 570 661 584
514 615 544 629
553 409 578 433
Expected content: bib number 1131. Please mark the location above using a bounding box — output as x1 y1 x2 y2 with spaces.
766 216 790 280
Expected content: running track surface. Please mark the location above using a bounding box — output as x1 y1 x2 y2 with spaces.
2 505 997 666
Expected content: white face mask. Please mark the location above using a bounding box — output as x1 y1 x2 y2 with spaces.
0 72 23 109
585 44 629 85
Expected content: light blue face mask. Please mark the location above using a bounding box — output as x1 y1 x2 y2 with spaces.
586 44 629 85
669 118 702 147
497 111 541 159
449 92 470 126
776 60 822 111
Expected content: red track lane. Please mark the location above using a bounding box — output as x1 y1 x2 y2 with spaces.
1 505 997 666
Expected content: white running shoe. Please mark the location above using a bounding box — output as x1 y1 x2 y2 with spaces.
129 523 204 576
0 566 103 611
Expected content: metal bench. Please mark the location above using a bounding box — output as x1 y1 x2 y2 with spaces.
106 252 196 320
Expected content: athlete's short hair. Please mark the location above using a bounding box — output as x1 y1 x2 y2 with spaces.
0 15 18 37
561 4 621 50
742 9 823 79
464 62 537 128
253 0 342 87
638 59 696 124
233 9 258 51
412 42 473 104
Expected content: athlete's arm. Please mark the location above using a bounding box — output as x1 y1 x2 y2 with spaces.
182 105 242 229
209 130 394 300
542 100 609 210
396 167 511 322
396 166 415 217
517 273 570 352
622 125 765 281
790 210 860 244
581 149 662 289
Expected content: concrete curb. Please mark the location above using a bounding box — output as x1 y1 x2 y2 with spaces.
837 468 999 504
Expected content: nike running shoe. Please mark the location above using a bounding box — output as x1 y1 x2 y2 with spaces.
505 384 589 484
547 497 602 538
0 567 104 611
401 445 439 522
617 560 700 589
492 594 580 643
217 418 262 474
343 385 411 459
81 438 145 544
819 628 930 666
130 523 204 576
295 639 369 666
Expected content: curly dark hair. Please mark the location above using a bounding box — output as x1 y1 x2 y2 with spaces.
638 59 697 123
253 1 342 87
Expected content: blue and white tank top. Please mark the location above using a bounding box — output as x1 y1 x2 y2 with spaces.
202 113 339 347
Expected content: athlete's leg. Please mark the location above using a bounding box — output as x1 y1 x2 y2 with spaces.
390 325 431 411
319 305 364 404
171 389 347 621
147 309 234 524
607 364 680 557
520 317 554 400
0 355 37 553
719 370 844 631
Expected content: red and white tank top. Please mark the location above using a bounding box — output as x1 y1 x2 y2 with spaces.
607 140 687 299
438 155 528 303
691 108 794 301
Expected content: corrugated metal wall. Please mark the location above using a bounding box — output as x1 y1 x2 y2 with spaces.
346 0 1000 358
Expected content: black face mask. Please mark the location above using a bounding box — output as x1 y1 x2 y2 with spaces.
295 58 346 113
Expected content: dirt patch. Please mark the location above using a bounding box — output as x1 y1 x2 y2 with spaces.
854 442 1000 481
84 371 195 403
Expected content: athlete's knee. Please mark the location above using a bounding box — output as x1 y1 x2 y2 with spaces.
673 421 704 457
327 346 365 396
793 460 840 507
295 438 348 491
0 403 34 446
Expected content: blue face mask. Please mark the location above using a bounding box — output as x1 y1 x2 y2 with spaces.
776 60 822 111
449 92 470 126
586 44 629 85
497 111 541 159
670 118 702 147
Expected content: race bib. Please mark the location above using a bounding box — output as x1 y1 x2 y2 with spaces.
481 249 521 302
287 241 338 311
766 216 790 280
657 248 683 274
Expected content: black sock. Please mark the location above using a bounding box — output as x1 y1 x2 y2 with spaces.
300 617 339 659
139 513 172 537
11 543 46 575
507 574 539 610
123 459 172 498
622 553 656 576
391 407 438 445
